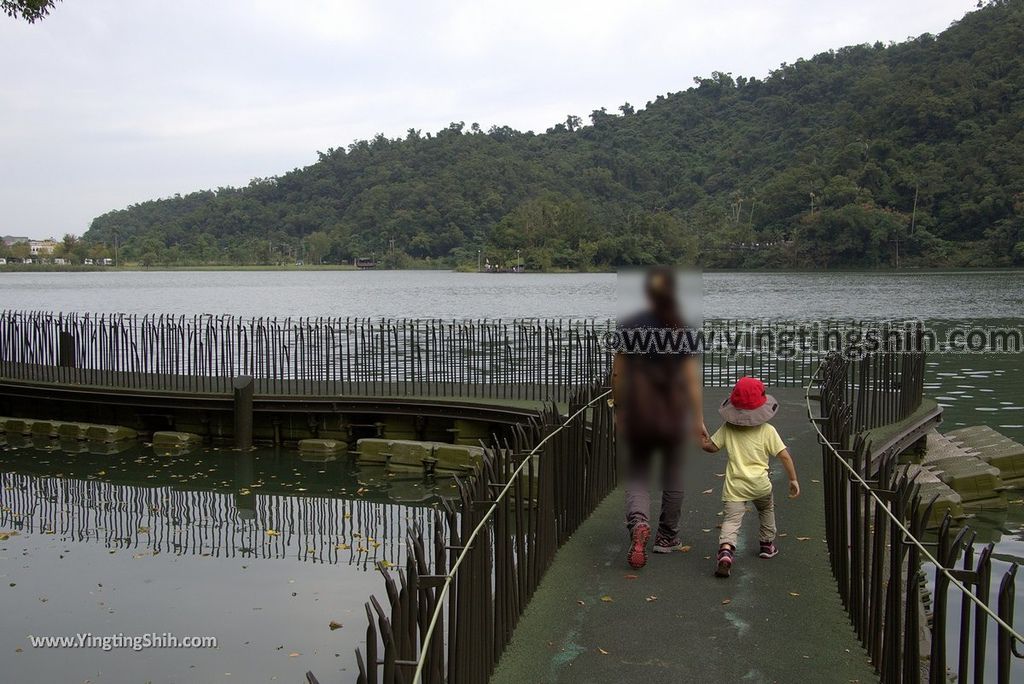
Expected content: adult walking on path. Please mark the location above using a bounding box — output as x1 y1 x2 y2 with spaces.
491 388 876 684
612 267 706 568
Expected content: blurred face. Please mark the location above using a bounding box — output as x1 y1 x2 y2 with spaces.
646 272 671 303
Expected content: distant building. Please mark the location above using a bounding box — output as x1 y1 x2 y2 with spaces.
29 239 58 256
1 235 30 246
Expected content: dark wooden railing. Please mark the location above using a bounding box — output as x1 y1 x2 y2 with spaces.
1 311 910 398
811 350 1022 683
306 382 616 684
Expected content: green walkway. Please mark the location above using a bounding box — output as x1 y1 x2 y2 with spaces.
492 388 877 684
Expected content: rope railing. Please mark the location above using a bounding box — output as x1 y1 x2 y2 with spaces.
806 351 1022 682
408 388 611 684
309 381 617 684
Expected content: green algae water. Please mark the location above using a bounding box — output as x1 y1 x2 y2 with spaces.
0 442 452 682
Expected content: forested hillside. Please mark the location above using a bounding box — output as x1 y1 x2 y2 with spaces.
84 0 1024 269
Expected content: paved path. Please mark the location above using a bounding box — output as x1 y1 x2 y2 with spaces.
492 388 878 684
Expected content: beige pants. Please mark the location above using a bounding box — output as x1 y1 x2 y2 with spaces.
719 494 776 548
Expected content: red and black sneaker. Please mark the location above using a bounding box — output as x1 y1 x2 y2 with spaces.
652 534 681 554
715 546 734 578
758 541 779 559
627 523 651 569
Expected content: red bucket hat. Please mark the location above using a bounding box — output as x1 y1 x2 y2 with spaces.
718 377 779 426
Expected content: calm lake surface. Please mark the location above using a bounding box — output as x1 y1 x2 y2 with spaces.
1 269 1022 681
1 268 1022 320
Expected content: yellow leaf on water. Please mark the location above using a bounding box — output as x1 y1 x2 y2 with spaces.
328 621 343 631
379 560 393 569
335 544 350 550
266 529 280 537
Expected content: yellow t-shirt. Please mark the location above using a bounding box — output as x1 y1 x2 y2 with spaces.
711 423 787 502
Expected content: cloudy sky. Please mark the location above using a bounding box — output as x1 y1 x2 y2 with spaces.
1 0 975 239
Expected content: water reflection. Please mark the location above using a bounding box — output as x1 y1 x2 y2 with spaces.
0 442 450 569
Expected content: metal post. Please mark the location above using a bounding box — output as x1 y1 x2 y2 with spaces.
233 375 254 450
58 330 76 368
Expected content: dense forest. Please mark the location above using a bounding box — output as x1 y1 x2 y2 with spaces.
83 0 1024 270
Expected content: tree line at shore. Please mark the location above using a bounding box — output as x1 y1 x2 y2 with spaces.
82 0 1024 270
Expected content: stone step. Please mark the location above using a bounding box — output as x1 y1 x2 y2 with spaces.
900 463 965 528
355 438 485 475
923 432 1007 509
0 417 137 443
945 425 1024 482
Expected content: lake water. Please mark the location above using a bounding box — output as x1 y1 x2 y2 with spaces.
0 442 451 683
2 268 1022 319
1 268 1023 681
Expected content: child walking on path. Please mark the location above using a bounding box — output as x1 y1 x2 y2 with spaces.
701 377 800 578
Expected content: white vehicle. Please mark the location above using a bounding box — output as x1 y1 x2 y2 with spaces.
53 257 68 265
100 258 114 266
0 258 6 265
83 258 94 265
23 258 33 264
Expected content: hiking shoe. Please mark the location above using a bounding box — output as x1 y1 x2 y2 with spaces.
758 541 779 559
627 523 651 569
715 547 734 578
652 534 681 554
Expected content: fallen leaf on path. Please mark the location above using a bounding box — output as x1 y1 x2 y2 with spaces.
678 545 692 553
600 595 614 603
701 489 713 495
577 600 585 606
328 621 343 631
796 536 812 541
624 574 638 580
288 652 300 657
598 648 609 655
701 528 711 533
715 473 725 478
789 592 800 597
645 596 657 602
721 599 731 605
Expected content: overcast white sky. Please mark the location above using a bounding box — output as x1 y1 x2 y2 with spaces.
1 0 976 239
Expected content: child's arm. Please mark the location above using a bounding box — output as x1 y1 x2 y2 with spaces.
701 433 719 453
776 448 800 498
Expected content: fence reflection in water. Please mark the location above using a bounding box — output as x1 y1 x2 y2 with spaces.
0 469 439 569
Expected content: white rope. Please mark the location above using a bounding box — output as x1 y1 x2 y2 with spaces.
410 389 612 684
804 363 1022 644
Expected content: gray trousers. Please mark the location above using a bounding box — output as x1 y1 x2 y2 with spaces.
624 440 685 540
718 494 776 548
